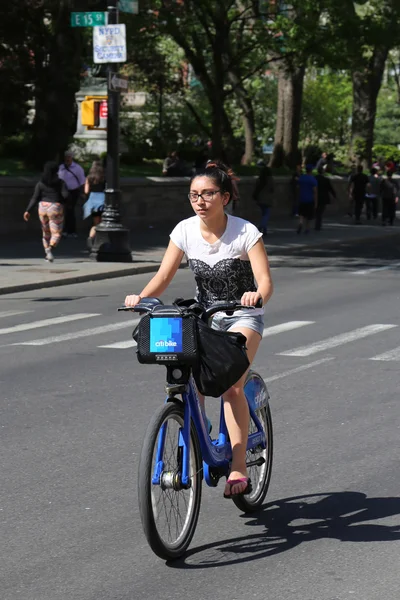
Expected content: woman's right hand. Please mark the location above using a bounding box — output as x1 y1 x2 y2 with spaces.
124 294 142 308
23 212 30 222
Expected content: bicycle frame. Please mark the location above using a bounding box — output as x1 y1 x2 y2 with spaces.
152 373 268 488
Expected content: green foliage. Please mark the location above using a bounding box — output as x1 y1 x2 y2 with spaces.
353 137 368 161
301 70 352 146
372 144 400 163
375 86 400 146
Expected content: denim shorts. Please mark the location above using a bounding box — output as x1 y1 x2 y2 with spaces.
211 312 264 337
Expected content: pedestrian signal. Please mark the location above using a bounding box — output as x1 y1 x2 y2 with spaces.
81 96 107 129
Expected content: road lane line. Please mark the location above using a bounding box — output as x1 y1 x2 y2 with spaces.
262 321 314 338
0 310 32 319
278 324 397 357
13 318 139 346
370 346 400 361
264 357 335 383
353 261 400 275
0 313 100 336
99 340 137 349
101 321 314 350
299 267 329 274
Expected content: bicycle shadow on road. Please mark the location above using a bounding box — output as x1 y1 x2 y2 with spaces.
168 491 400 568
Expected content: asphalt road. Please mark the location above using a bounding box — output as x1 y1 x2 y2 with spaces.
1 235 400 600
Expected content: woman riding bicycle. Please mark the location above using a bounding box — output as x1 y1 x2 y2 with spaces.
124 161 273 498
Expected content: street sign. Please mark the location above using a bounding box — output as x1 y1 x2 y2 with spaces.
93 24 127 64
71 12 107 27
99 101 108 119
119 0 139 14
108 72 129 93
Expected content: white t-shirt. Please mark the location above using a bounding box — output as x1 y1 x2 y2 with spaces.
170 215 263 315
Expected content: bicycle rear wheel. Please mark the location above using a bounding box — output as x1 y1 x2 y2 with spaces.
138 400 202 560
233 371 273 513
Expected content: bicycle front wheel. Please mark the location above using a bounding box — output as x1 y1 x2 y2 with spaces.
138 400 202 560
233 371 273 513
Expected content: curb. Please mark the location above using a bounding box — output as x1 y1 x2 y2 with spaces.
0 263 183 296
1 229 399 296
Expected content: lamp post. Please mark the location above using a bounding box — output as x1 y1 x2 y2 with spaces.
90 0 132 262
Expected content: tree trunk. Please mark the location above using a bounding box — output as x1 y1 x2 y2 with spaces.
227 71 256 164
351 46 389 168
30 2 82 167
271 64 305 169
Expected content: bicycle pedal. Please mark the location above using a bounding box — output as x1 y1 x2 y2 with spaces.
246 457 265 468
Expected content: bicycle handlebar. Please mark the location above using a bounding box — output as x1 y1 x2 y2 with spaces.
118 297 263 319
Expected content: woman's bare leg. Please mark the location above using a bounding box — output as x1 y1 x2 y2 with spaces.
222 327 261 496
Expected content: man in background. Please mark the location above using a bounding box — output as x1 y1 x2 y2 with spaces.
349 165 368 224
315 167 336 230
58 151 85 237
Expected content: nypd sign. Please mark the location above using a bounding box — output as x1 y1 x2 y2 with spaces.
93 24 127 64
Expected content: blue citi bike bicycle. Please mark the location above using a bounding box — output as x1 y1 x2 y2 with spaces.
119 297 273 560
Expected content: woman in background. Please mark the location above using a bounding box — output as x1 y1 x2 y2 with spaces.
23 161 66 262
84 160 106 249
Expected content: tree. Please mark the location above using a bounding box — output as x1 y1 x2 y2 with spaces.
131 0 280 163
0 0 85 167
322 0 400 166
301 70 352 146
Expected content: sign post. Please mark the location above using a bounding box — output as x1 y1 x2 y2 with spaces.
90 2 132 262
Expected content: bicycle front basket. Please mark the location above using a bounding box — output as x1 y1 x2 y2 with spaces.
135 308 198 366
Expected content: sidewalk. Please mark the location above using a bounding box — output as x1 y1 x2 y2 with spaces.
1 217 399 295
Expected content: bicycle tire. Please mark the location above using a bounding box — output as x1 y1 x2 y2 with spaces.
233 372 273 513
138 400 203 560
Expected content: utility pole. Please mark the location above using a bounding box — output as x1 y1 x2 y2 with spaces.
91 0 132 262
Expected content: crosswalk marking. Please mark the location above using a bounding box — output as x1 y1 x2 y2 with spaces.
99 339 137 349
370 347 400 362
0 313 100 336
353 261 400 275
0 310 32 319
264 357 335 383
100 321 314 350
14 318 139 346
262 321 314 338
278 324 397 357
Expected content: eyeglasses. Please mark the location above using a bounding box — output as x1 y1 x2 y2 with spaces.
188 190 221 202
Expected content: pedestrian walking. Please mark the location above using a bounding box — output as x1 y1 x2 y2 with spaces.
349 165 368 224
253 161 274 236
297 164 317 234
365 168 381 220
58 150 85 237
23 161 67 262
83 160 106 250
290 164 302 216
316 151 328 171
346 164 357 216
315 167 336 231
380 171 399 226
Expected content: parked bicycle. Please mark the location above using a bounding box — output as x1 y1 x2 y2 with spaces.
119 297 273 560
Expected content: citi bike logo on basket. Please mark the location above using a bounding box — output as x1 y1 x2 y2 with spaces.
150 317 183 353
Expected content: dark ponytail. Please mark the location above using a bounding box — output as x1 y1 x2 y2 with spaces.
190 160 240 206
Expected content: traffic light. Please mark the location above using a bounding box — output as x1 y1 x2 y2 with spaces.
81 96 107 129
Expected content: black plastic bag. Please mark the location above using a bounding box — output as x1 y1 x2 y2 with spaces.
192 319 250 397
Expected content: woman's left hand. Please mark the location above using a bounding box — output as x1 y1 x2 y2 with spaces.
23 212 30 222
240 291 263 307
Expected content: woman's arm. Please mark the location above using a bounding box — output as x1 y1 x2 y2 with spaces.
242 239 273 306
25 182 42 214
125 240 184 306
84 178 90 195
